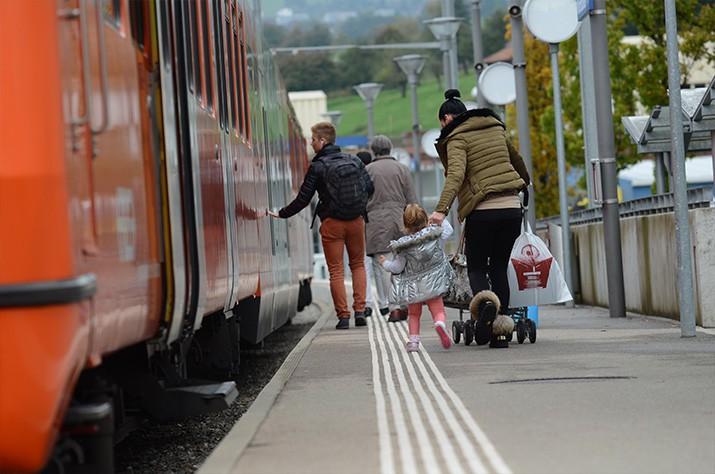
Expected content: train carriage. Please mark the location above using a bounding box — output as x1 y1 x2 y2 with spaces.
0 0 313 472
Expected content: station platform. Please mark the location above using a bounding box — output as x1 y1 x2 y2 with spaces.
199 282 715 474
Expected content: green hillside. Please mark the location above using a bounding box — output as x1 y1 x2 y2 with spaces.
329 71 479 140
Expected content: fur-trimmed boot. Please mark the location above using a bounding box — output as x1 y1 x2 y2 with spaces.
469 290 500 346
490 314 515 348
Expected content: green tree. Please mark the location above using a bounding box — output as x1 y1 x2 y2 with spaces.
559 0 715 179
481 8 507 57
276 53 339 91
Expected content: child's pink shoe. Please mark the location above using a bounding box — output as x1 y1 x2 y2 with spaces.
405 335 420 352
434 321 452 349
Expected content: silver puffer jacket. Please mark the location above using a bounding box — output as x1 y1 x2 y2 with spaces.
389 225 454 305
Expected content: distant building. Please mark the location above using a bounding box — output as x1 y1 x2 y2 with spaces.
618 156 714 200
288 90 327 152
483 45 512 64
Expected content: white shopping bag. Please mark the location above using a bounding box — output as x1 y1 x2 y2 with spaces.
507 221 572 307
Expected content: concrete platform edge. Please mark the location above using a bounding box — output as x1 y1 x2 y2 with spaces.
197 300 332 474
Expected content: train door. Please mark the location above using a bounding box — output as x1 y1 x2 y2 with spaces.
155 0 189 345
59 0 165 356
57 0 97 265
213 0 239 313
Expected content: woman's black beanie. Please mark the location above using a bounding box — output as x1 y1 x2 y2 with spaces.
438 89 468 119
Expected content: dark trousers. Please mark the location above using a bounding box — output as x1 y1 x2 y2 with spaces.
464 208 522 312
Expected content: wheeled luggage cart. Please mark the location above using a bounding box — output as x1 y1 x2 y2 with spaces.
445 302 536 345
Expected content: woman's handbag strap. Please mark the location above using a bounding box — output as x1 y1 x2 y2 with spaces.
457 225 466 254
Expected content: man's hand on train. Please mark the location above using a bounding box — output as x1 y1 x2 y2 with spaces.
267 210 280 218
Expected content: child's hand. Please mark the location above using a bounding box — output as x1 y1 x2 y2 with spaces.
378 255 386 264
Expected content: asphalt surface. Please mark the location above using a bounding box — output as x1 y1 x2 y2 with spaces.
201 283 715 474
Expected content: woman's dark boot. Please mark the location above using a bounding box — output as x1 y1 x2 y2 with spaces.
469 291 500 346
489 314 515 348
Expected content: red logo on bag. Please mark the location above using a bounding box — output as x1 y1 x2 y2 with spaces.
511 244 553 290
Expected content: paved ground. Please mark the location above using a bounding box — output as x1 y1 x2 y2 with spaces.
200 282 715 474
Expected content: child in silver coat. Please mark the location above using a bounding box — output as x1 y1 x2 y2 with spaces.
379 204 453 352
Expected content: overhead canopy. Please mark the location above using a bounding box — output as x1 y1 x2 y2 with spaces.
622 75 715 154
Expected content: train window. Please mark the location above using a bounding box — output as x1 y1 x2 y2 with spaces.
211 0 227 128
232 7 243 134
237 8 251 139
102 0 121 28
224 0 237 131
128 0 144 50
200 1 213 110
181 2 194 93
159 1 171 68
189 1 203 101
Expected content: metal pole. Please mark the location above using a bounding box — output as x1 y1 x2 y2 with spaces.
577 17 597 207
443 0 459 90
711 131 715 205
366 99 375 141
408 75 423 203
655 152 667 194
549 43 574 297
509 2 535 229
470 0 486 107
664 0 696 337
441 40 451 90
449 36 459 90
590 0 626 318
664 151 674 191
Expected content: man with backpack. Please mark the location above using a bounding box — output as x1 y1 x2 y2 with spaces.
268 122 374 329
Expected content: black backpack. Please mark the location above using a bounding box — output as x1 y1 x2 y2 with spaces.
319 153 371 221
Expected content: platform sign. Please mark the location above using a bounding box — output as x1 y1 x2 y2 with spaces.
577 0 593 20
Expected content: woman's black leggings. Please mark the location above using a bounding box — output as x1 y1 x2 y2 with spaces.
464 208 522 312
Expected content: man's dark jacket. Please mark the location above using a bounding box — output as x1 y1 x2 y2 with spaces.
278 144 374 221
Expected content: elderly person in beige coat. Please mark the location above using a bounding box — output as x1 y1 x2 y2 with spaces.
365 135 418 322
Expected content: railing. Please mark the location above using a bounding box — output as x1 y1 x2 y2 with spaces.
537 187 713 229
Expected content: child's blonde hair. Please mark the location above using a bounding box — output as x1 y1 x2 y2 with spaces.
403 204 429 234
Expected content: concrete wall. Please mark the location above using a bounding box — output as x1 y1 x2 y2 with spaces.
568 207 715 327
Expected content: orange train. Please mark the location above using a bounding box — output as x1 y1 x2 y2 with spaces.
0 0 313 472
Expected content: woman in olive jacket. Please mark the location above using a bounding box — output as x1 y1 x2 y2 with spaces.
429 89 531 348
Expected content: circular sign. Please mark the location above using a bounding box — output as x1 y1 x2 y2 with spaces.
478 62 516 105
523 0 580 44
421 129 441 158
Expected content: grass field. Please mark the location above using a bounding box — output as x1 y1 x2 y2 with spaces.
328 72 481 140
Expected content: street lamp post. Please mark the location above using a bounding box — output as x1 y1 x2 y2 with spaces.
321 111 343 128
394 54 426 203
664 0 696 336
353 82 383 141
424 17 462 90
470 0 487 107
523 0 581 298
508 1 535 229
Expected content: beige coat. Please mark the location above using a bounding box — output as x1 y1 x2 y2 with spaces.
365 156 417 255
434 109 530 222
